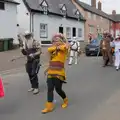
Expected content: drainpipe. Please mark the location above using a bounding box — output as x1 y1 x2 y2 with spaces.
29 11 32 32
31 12 35 34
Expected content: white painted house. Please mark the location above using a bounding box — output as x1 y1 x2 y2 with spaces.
23 0 85 44
0 0 19 43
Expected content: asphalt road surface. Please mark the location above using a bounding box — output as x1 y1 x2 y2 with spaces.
1 57 120 120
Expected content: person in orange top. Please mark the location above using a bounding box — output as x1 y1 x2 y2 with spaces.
41 33 69 114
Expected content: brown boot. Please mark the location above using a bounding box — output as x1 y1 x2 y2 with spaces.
61 98 68 108
41 102 54 114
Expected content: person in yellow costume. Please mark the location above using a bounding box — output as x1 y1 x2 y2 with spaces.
41 33 69 114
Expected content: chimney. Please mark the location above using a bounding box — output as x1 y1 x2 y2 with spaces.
91 0 96 8
98 1 101 10
112 10 116 15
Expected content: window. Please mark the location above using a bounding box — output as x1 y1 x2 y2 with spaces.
93 14 96 20
89 25 94 33
0 2 5 10
76 10 80 18
40 24 48 38
78 28 82 37
61 10 66 15
100 16 103 21
66 27 71 38
42 6 48 14
88 12 91 19
41 0 48 15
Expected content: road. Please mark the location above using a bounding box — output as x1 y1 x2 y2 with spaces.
1 56 120 120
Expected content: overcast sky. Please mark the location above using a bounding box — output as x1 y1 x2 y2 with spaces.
15 0 120 31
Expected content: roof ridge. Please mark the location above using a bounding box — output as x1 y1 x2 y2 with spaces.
75 0 114 21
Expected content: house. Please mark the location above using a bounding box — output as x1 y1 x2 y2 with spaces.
109 10 120 38
72 0 113 42
23 0 85 45
0 0 19 44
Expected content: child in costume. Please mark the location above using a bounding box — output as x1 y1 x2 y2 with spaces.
42 33 69 114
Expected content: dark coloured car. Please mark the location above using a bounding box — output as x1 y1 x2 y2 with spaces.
85 39 102 56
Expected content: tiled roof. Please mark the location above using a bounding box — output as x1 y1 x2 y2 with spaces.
75 0 114 21
4 0 20 4
109 14 120 22
23 0 86 21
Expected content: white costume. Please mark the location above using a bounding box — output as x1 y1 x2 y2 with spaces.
111 40 120 70
68 37 80 65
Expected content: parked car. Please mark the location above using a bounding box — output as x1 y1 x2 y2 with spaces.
85 39 102 56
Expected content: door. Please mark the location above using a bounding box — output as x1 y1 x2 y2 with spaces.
59 27 63 34
72 27 76 37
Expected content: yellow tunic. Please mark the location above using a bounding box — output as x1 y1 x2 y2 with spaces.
47 45 68 81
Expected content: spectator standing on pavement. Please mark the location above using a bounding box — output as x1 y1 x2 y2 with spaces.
42 33 69 114
19 31 42 94
111 36 120 71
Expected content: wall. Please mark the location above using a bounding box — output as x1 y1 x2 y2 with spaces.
0 2 18 43
17 0 30 34
110 22 120 37
85 11 110 40
72 0 111 42
33 14 85 43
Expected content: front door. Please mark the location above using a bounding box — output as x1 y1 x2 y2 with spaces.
59 27 63 34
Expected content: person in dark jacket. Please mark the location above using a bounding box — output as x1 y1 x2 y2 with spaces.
20 31 42 94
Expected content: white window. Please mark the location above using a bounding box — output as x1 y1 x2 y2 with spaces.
93 14 96 20
61 5 67 17
89 25 94 33
66 27 71 38
88 12 91 19
40 24 48 38
100 16 103 21
41 0 48 14
42 6 48 14
78 28 82 37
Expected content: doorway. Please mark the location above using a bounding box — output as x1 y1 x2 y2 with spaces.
72 27 76 37
59 27 63 34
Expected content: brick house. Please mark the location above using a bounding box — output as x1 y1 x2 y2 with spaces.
72 0 113 43
109 10 120 38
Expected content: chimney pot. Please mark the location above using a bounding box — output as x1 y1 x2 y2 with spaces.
98 1 102 10
91 0 96 8
112 10 116 15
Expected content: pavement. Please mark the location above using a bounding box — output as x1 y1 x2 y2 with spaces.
1 56 120 120
0 47 49 72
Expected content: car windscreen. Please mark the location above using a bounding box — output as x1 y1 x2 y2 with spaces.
90 40 100 46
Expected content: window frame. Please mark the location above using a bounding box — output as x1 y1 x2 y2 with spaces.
40 23 48 38
78 28 82 37
66 27 71 39
89 25 94 33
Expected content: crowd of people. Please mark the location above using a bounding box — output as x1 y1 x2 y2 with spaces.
100 32 120 71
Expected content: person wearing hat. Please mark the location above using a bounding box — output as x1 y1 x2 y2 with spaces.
41 33 69 114
111 36 120 70
20 31 42 94
100 32 113 67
